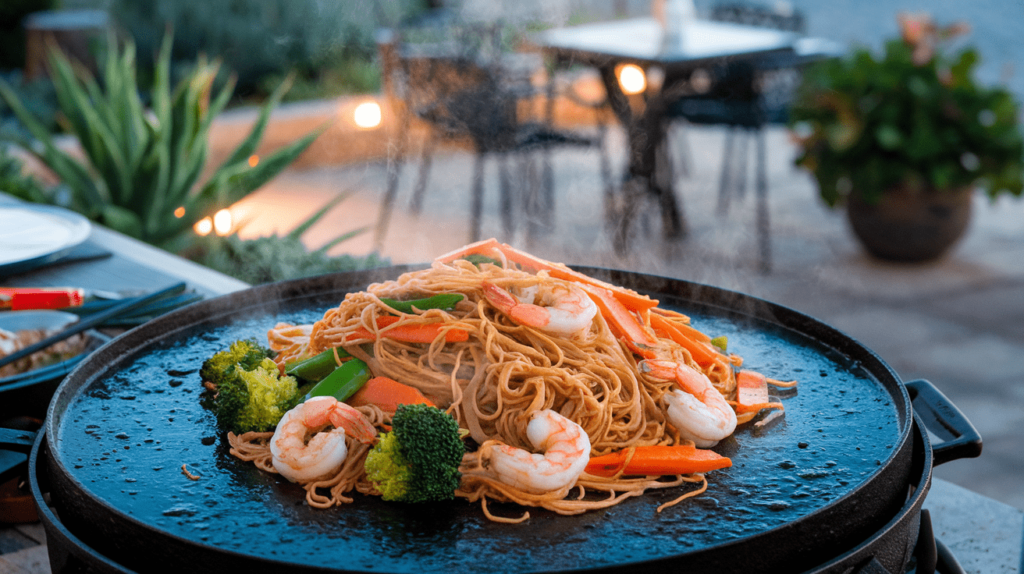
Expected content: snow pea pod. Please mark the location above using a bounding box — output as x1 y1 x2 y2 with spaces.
304 358 370 402
286 348 351 383
380 294 464 314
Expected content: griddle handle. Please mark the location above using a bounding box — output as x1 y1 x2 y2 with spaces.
905 379 983 466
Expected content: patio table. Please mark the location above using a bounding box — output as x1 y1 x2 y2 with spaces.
537 17 839 252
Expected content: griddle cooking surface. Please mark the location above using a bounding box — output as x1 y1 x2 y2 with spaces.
54 290 900 573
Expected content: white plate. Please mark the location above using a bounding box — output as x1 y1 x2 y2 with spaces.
0 205 91 275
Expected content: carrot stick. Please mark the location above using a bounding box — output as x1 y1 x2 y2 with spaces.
577 283 660 354
649 313 718 367
346 376 435 413
345 316 469 344
436 240 659 312
736 370 775 414
496 243 659 312
586 445 732 477
666 319 712 343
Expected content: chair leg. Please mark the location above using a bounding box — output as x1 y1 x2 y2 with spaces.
613 177 643 255
409 132 436 215
498 152 514 238
469 151 487 243
716 128 735 216
735 128 750 201
654 128 685 239
374 121 409 251
671 124 692 177
523 151 542 244
756 128 771 274
541 145 555 231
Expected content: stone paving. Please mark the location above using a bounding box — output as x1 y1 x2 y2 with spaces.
234 122 1024 510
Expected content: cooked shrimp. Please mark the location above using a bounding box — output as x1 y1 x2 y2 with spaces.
482 280 598 337
639 359 737 448
479 409 591 493
270 396 377 482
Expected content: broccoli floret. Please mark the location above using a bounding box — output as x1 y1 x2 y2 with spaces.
200 339 300 433
364 403 464 503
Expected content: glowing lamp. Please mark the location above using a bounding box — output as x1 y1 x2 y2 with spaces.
194 217 213 236
618 64 647 95
213 209 233 236
174 206 185 218
353 102 382 129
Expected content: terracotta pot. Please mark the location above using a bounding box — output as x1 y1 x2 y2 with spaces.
846 186 973 262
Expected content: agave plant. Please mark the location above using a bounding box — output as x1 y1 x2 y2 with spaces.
0 32 322 247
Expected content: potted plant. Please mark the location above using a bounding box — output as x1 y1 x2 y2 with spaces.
789 14 1024 261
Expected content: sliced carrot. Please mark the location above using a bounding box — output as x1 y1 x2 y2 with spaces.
650 308 713 344
346 376 435 413
586 445 732 477
736 370 774 414
435 238 504 264
436 240 659 312
649 313 718 367
497 243 659 312
576 282 660 355
345 316 469 344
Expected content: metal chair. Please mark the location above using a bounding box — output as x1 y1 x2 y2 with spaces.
668 1 807 272
374 22 604 248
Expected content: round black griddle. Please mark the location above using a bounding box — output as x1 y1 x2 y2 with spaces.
35 267 975 573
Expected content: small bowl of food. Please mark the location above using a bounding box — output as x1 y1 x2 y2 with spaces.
0 310 109 420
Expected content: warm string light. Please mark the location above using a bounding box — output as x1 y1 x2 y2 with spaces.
618 64 647 95
174 206 185 218
193 209 233 237
213 209 232 236
248 154 260 167
353 102 382 129
194 218 213 236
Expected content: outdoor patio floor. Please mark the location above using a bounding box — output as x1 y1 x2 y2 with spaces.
233 122 1024 511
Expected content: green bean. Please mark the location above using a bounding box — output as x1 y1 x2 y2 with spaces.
380 293 464 314
285 348 351 383
304 358 371 402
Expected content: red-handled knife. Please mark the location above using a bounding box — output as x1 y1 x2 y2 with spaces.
0 287 86 311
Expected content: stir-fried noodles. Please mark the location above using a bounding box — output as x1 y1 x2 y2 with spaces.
224 240 792 522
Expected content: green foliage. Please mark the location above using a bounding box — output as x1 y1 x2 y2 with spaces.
0 71 59 138
199 339 301 433
111 0 425 97
364 403 464 503
0 147 50 203
0 32 322 247
259 53 382 104
789 23 1024 207
186 190 389 285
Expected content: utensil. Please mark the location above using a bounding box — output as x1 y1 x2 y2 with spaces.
63 291 203 327
0 287 126 311
0 287 85 310
0 282 185 370
17 267 980 574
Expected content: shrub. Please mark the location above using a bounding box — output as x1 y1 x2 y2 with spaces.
0 146 50 203
0 32 322 248
111 0 426 97
790 14 1024 206
186 191 389 284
